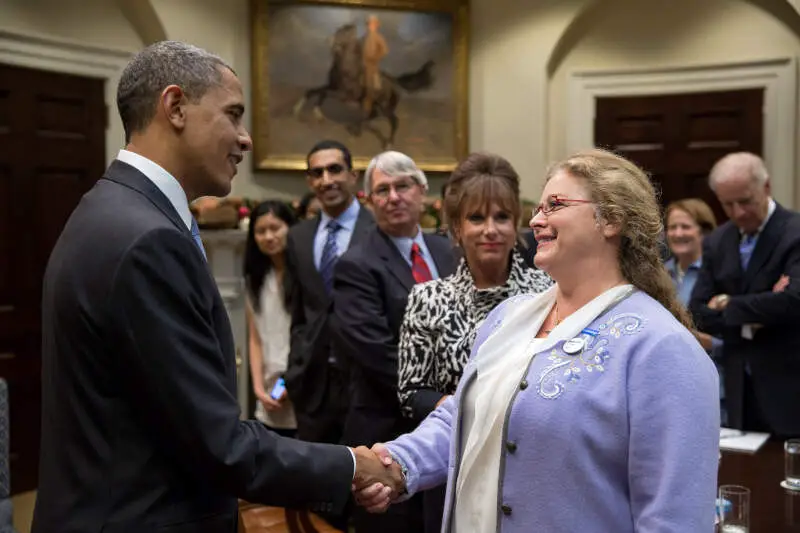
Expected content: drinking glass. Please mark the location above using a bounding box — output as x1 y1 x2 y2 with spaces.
718 484 750 533
786 439 800 489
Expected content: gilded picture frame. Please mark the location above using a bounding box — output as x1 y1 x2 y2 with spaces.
251 0 469 172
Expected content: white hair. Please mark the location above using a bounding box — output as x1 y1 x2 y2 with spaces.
708 152 769 191
363 150 428 194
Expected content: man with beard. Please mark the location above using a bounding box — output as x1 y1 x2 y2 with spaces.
332 151 456 532
284 140 374 451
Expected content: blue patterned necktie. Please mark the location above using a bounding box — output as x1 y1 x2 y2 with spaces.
191 217 207 260
740 233 757 271
319 220 342 295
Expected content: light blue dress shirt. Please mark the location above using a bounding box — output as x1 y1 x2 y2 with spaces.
313 199 361 269
388 227 441 280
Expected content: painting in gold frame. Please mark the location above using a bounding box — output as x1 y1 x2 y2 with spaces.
251 0 468 172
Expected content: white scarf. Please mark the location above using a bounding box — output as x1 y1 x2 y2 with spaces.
454 284 635 532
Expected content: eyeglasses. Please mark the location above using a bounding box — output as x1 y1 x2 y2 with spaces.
307 163 346 178
533 195 593 216
371 179 418 199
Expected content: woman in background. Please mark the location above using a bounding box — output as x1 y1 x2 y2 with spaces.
664 198 725 423
244 200 298 437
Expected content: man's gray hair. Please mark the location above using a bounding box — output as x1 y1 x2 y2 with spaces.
708 152 769 190
117 40 233 143
363 150 428 194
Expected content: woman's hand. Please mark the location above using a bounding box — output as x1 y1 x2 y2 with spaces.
255 390 282 412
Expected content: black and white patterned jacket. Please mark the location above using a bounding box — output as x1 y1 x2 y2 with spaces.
397 250 553 421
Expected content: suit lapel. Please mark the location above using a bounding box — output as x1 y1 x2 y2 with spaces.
350 203 375 247
295 218 327 298
104 160 188 235
424 233 456 278
376 230 416 291
742 205 788 291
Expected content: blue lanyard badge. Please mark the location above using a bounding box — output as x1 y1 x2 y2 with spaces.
563 328 599 355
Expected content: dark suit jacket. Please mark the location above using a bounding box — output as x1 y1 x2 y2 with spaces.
331 228 456 446
33 161 353 533
689 203 800 436
283 205 374 416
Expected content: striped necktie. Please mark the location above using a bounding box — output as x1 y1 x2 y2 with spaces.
410 243 433 284
319 220 342 295
191 218 207 260
740 233 757 271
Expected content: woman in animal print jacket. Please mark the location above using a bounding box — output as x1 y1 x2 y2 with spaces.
396 152 552 532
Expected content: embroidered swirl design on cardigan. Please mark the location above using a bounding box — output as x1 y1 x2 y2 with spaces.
536 313 645 399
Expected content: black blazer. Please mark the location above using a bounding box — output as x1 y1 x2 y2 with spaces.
689 203 800 436
33 161 353 533
283 205 375 415
331 229 456 446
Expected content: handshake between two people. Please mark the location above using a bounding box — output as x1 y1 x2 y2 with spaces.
350 443 404 513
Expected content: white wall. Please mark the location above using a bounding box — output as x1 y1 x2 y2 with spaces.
0 0 142 51
549 0 800 172
2 0 799 207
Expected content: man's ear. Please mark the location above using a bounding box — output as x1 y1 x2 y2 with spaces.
161 85 187 131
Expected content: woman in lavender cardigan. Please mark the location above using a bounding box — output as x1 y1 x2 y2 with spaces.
356 149 720 532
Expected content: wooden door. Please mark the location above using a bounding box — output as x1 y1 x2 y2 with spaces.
0 63 105 493
595 89 764 224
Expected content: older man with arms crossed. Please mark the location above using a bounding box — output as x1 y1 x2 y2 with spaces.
690 152 800 437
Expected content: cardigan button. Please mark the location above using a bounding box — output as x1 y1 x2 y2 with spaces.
501 504 512 516
519 379 528 390
506 441 517 453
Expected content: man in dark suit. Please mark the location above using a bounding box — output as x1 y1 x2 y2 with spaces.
332 151 456 533
284 140 374 446
690 152 800 438
33 41 399 533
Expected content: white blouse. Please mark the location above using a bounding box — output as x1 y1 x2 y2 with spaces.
252 270 296 429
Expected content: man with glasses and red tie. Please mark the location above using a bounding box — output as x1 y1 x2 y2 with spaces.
331 150 456 533
284 140 374 465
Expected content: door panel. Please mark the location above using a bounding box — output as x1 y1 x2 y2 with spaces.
595 88 764 224
0 63 105 493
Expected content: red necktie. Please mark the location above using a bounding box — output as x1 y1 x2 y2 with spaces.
410 243 433 284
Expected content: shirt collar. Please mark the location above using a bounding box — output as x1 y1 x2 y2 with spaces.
319 197 361 231
388 226 425 259
741 197 776 239
116 149 192 230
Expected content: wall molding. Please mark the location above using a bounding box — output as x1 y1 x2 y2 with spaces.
0 28 134 165
566 58 797 206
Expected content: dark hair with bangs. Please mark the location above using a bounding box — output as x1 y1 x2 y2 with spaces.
444 152 521 235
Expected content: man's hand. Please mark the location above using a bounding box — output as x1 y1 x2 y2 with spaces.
351 444 404 513
708 294 730 311
774 275 790 293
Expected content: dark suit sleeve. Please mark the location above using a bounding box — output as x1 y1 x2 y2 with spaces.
332 251 397 391
109 229 352 511
398 285 446 422
283 232 307 400
689 237 726 336
723 238 800 327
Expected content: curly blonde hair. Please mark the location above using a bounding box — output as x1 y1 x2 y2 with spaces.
545 148 692 329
